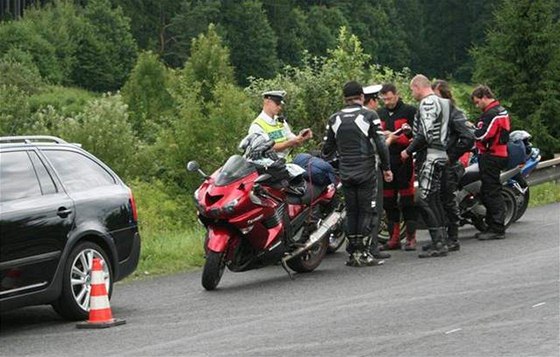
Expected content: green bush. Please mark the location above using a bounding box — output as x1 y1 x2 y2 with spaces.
121 51 175 141
28 85 97 116
57 94 140 180
23 1 84 85
74 0 138 92
129 178 204 277
0 20 63 83
129 178 194 233
0 85 32 136
0 51 44 93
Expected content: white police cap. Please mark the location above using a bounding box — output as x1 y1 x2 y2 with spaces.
363 84 382 96
262 90 286 104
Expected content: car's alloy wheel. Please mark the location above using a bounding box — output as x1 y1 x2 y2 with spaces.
52 241 112 320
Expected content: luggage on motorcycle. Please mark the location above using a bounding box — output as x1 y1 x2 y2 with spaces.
507 140 527 169
253 158 291 188
293 153 336 186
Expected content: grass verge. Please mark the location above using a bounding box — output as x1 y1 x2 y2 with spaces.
528 181 560 207
128 227 205 280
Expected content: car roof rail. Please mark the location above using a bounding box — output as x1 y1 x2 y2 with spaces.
0 135 69 145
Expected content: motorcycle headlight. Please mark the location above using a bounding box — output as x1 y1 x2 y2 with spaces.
223 198 239 214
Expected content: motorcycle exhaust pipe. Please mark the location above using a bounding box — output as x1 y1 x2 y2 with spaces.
282 210 345 262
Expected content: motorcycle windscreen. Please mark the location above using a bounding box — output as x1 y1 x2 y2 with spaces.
215 155 256 186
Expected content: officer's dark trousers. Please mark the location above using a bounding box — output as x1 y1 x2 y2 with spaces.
479 153 508 233
342 177 378 252
441 161 464 240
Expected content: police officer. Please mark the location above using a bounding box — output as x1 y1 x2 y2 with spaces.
248 90 312 159
471 85 511 240
363 84 391 260
363 84 383 111
322 81 393 267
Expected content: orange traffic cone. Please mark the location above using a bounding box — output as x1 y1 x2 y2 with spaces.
76 257 125 329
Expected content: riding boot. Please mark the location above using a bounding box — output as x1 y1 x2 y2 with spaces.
369 233 391 259
357 235 384 266
446 225 460 251
404 232 417 251
345 235 360 266
419 228 448 258
383 222 401 250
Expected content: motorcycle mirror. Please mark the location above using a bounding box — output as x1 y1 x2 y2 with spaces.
187 160 209 179
187 161 200 172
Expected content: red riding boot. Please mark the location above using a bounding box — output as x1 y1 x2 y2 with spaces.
404 231 417 251
384 223 401 250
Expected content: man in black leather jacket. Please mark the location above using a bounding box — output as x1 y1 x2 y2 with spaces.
322 81 393 267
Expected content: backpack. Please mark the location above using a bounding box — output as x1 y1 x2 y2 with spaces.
292 153 336 186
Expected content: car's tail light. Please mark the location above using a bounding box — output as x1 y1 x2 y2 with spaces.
129 188 138 222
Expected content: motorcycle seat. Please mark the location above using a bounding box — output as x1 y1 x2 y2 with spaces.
286 181 328 205
459 163 480 188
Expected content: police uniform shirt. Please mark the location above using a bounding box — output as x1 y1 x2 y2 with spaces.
248 111 296 159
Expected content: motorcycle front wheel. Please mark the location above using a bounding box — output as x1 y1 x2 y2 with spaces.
202 251 226 291
287 237 328 273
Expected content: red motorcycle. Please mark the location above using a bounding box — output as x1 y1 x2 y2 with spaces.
187 137 344 290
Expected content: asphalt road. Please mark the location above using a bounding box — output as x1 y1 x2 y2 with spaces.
1 203 559 357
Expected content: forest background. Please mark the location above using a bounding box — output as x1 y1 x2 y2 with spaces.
1 0 559 275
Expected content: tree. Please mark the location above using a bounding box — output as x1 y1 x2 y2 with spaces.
221 0 279 85
262 0 309 67
180 24 235 103
0 19 63 83
337 0 410 70
24 1 83 85
472 0 560 157
302 5 348 59
167 0 221 68
121 51 175 142
73 0 138 91
113 0 181 57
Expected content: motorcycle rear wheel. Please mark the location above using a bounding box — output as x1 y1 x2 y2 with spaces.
327 229 346 253
287 237 328 273
202 251 226 291
512 176 529 222
472 186 518 232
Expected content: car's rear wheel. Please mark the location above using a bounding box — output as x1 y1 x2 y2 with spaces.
52 241 112 321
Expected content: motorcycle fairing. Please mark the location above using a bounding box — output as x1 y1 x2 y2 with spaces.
206 226 235 253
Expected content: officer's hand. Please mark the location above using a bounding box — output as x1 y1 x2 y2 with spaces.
383 170 393 183
299 128 312 140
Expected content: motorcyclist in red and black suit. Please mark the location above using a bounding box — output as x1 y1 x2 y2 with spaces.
471 85 511 240
378 83 418 251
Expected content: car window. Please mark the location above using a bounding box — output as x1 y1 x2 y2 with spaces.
0 151 42 202
43 150 116 192
28 151 58 195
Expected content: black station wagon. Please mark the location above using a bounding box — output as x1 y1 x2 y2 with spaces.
0 136 140 320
